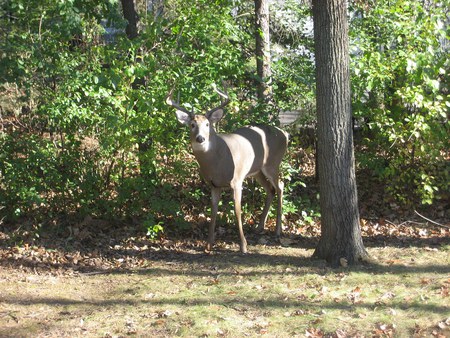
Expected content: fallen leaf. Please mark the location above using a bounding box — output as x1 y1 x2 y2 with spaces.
437 321 447 329
374 323 396 337
144 293 156 299
421 278 432 285
442 286 450 297
158 309 175 318
305 327 324 337
347 286 363 304
334 329 347 338
340 258 348 267
292 309 306 316
380 291 395 300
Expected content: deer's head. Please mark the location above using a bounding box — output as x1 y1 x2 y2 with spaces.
166 86 229 152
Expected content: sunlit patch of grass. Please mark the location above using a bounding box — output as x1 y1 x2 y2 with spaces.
0 245 449 337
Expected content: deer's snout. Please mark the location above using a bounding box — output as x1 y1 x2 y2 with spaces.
196 135 205 143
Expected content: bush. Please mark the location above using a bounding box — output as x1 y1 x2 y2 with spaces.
350 0 449 205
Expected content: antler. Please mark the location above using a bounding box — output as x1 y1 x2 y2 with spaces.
206 83 230 116
166 89 193 116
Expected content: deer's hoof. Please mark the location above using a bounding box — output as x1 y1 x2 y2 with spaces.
239 246 248 255
205 243 213 253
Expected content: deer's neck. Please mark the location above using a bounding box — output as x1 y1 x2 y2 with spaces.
192 133 233 187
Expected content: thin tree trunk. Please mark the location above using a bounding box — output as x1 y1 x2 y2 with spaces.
312 0 369 266
254 0 272 103
121 0 139 39
121 0 153 175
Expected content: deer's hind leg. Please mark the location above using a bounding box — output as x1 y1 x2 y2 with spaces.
261 167 284 237
254 172 276 234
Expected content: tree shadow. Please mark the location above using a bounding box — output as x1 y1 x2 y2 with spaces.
1 240 449 277
1 217 449 277
3 288 449 315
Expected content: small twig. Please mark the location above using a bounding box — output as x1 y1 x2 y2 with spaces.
384 219 399 227
38 13 44 42
414 210 450 229
80 271 111 276
398 221 410 227
407 220 428 226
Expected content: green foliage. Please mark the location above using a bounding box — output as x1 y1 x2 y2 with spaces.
0 0 254 229
350 0 449 205
144 215 164 240
2 0 447 235
271 0 316 118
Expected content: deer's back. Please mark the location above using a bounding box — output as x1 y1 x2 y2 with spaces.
220 125 288 177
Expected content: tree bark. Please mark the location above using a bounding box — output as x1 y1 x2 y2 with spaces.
120 0 153 175
254 0 272 103
312 0 369 266
121 0 139 39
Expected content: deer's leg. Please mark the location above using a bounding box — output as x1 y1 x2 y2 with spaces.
254 172 275 233
262 168 284 237
274 179 284 237
207 187 221 252
232 183 247 254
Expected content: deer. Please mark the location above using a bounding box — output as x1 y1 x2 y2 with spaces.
166 85 288 253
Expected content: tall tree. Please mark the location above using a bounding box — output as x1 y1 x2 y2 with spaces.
254 0 272 103
312 0 369 266
120 0 152 174
121 0 139 39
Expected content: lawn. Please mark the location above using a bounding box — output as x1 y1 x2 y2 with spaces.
1 222 449 337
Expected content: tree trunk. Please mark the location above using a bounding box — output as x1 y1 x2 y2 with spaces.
254 0 272 103
121 0 139 39
120 0 153 175
148 0 164 19
312 0 369 266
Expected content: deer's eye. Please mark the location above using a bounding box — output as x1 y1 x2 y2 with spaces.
191 123 196 129
205 122 210 127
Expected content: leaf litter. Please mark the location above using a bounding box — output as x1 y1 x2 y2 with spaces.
0 212 449 337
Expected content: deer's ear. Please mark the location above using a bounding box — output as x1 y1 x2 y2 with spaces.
208 109 224 124
175 110 191 125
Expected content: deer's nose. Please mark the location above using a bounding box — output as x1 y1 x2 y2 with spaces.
196 135 205 143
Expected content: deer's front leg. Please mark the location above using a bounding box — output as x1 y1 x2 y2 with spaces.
232 183 248 254
206 187 221 252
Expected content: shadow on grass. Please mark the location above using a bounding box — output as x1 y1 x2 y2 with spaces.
3 291 449 315
1 217 449 278
1 242 449 277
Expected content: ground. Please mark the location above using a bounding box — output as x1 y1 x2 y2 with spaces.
0 218 449 338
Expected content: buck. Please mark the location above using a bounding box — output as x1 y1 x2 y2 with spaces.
166 86 288 253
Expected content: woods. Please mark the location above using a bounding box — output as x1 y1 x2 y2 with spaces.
1 1 449 336
1 0 448 259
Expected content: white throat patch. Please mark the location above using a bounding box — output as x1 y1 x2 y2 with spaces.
192 140 210 153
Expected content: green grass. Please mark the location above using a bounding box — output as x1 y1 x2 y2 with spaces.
1 245 449 337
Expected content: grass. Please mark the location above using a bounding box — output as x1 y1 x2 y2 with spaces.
1 243 449 337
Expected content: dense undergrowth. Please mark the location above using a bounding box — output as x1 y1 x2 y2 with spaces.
1 0 448 236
